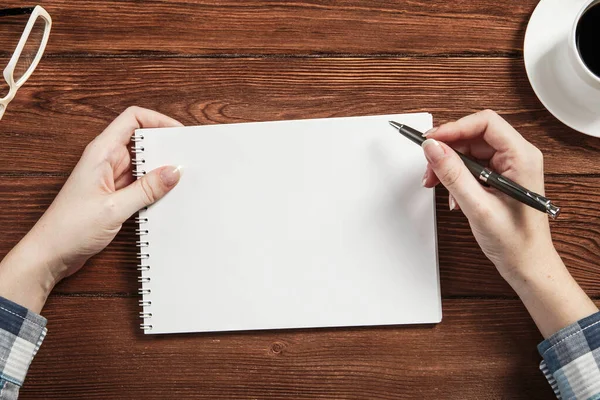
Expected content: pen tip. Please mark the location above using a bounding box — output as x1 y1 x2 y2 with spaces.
389 121 402 130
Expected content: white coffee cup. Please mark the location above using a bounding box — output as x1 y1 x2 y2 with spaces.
568 0 600 90
524 0 600 135
552 0 600 116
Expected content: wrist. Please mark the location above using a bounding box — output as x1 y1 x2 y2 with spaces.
0 232 64 313
499 246 598 338
496 241 561 289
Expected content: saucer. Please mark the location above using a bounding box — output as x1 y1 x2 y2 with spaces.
524 0 600 137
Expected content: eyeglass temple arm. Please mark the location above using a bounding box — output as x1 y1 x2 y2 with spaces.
0 7 35 18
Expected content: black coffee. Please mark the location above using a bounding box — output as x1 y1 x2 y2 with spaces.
576 3 600 77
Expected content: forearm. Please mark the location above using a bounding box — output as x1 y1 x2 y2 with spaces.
505 247 598 338
0 229 58 399
0 229 60 314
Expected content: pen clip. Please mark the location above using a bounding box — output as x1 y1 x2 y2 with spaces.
496 176 559 218
496 176 548 205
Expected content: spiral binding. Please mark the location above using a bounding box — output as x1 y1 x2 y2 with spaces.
132 134 152 332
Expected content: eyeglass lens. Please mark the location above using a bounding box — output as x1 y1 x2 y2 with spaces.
14 17 46 84
0 13 24 97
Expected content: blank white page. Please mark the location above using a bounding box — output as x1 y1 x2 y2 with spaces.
136 113 440 334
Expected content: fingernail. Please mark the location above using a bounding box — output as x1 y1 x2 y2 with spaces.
423 127 438 137
449 194 456 211
422 170 428 187
422 139 445 163
160 165 183 187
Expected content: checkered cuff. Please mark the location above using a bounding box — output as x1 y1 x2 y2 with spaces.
538 311 600 399
0 296 47 387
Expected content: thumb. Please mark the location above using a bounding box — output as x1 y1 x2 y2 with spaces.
112 165 182 221
422 139 488 215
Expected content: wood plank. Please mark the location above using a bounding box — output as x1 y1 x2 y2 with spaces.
437 179 600 296
0 0 537 56
21 297 556 399
2 176 599 297
0 57 595 175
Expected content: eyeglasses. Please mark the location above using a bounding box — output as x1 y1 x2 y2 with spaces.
0 6 52 121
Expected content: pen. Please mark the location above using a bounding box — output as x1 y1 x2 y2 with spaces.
389 121 561 219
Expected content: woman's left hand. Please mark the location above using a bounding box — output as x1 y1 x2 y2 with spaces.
0 106 183 312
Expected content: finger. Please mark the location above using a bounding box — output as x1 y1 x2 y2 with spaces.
114 172 135 191
111 165 183 222
448 194 461 211
425 110 526 152
451 139 496 162
422 163 440 188
422 139 490 216
100 106 184 145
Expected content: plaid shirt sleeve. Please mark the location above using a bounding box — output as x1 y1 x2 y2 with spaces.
538 311 600 399
0 296 47 400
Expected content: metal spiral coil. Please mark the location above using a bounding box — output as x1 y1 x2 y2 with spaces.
133 133 153 332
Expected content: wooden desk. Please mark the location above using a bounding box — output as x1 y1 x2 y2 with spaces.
1 1 598 398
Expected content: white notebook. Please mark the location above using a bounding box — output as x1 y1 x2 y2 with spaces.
134 113 441 334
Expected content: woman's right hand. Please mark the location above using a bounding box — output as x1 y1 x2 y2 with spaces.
421 110 557 284
422 110 598 339
422 110 599 338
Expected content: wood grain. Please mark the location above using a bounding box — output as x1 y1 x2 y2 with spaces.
2 176 599 297
0 57 598 175
21 296 557 400
0 0 537 56
437 180 600 297
1 1 597 398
